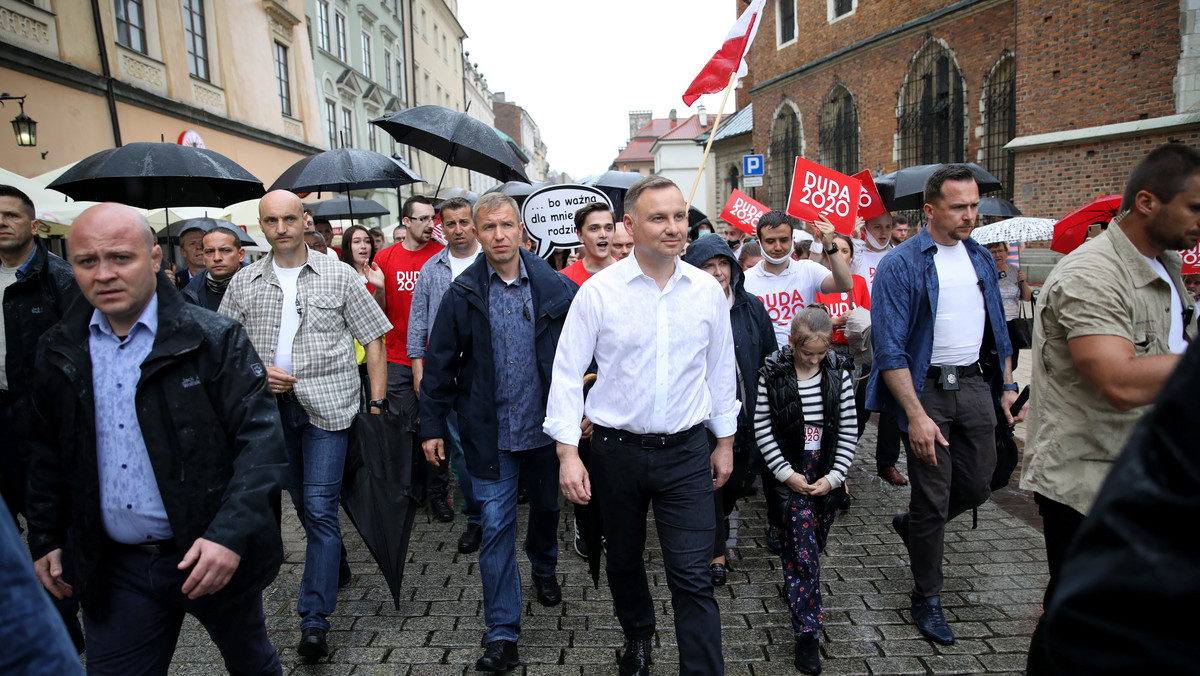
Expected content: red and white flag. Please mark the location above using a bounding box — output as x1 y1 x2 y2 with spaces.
682 0 767 106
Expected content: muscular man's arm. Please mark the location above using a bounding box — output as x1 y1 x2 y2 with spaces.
1069 335 1181 412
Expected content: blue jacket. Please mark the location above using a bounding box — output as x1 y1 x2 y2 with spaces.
866 226 1013 431
418 248 577 480
683 234 776 442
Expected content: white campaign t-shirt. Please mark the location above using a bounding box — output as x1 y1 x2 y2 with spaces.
1144 255 1187 355
448 244 482 280
743 259 830 348
851 238 891 295
272 262 303 374
931 242 985 365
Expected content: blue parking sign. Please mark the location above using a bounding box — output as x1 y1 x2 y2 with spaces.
743 154 764 176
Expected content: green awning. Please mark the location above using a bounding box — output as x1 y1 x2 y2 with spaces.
494 128 531 163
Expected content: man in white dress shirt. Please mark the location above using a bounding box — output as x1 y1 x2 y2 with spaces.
545 175 739 676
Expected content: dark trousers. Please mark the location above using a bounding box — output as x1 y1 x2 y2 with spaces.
902 375 996 598
591 425 723 675
876 410 903 471
1025 493 1087 676
83 546 280 676
711 434 753 559
387 362 449 498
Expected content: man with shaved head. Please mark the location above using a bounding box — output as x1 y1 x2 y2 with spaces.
26 202 288 674
220 190 392 660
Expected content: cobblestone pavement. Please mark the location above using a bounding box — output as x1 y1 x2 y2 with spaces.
166 374 1047 675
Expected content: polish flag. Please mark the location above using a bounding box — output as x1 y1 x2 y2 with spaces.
682 0 767 107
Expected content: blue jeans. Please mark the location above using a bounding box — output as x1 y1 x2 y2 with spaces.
446 411 480 525
471 444 560 643
279 400 348 632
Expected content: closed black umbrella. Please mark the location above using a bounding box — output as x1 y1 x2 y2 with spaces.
163 217 257 246
308 197 390 220
371 105 530 188
46 142 264 208
268 148 423 194
884 162 1002 211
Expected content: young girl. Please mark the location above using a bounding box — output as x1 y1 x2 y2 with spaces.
754 304 858 675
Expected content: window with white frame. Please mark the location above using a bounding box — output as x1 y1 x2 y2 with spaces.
116 0 148 54
828 0 856 23
342 107 354 146
777 0 796 46
182 0 209 80
334 10 347 62
383 49 392 91
316 1 330 52
274 42 292 116
368 122 377 152
325 100 338 149
361 31 372 78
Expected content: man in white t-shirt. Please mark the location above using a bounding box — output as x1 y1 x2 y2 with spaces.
852 211 895 295
742 210 852 348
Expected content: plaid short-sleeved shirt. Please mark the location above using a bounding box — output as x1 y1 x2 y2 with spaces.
220 248 392 431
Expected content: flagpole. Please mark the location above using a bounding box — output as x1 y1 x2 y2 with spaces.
686 70 738 212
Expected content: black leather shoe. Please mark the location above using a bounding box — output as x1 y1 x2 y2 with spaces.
431 495 454 522
475 639 519 672
892 513 910 550
297 627 329 661
709 562 728 587
533 574 561 606
765 526 782 554
618 637 652 676
911 595 956 645
458 523 483 554
794 633 822 674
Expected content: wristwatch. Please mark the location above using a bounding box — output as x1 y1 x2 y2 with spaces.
1001 382 1019 392
368 398 389 411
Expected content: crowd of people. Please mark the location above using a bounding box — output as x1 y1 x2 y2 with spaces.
0 142 1197 676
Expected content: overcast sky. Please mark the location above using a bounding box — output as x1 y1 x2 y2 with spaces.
457 0 744 180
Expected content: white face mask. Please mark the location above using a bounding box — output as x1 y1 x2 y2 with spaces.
762 250 792 266
865 230 890 250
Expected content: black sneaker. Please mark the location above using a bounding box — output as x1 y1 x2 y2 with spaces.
765 526 782 554
297 627 329 661
475 639 519 672
430 495 454 522
911 595 956 645
458 523 482 554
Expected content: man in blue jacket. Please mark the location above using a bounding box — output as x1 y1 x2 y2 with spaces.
867 164 1023 646
419 192 577 672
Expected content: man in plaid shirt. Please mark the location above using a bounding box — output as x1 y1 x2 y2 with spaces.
220 190 391 661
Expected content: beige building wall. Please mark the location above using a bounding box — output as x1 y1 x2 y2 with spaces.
408 0 469 193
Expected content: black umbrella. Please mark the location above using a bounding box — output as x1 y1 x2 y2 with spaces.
434 187 479 205
268 148 423 194
884 162 1002 211
163 217 257 246
483 181 550 210
585 170 643 191
308 197 390 220
371 105 531 190
46 142 264 208
341 410 423 610
978 196 1022 218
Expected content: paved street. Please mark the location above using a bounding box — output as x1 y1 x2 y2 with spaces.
167 360 1046 676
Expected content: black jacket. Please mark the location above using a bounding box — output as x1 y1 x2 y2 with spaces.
419 249 576 480
683 234 775 444
26 274 287 605
2 239 80 442
181 270 226 312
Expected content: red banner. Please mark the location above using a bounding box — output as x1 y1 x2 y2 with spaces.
853 170 886 221
1182 244 1200 275
786 158 861 234
719 189 770 235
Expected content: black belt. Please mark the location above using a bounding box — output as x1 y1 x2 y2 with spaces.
109 538 179 556
926 362 982 380
594 424 702 449
276 390 300 404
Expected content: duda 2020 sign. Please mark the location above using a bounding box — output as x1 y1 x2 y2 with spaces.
521 184 613 258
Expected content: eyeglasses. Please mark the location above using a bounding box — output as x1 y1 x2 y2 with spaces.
409 215 434 223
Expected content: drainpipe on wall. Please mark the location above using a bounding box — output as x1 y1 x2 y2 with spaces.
89 0 123 147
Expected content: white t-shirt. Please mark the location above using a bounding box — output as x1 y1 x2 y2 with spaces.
851 238 891 295
743 259 831 348
931 242 986 365
0 266 18 389
272 262 303 374
448 244 482 280
1144 255 1187 355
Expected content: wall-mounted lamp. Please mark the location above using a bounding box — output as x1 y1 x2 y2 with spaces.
0 93 37 147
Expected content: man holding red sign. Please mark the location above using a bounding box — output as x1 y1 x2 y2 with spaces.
743 211 852 349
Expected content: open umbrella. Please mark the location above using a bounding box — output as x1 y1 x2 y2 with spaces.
340 410 422 610
308 197 390 220
979 197 1022 218
970 217 1055 246
1051 194 1122 255
884 163 1003 211
433 187 479 205
268 148 423 195
584 170 643 191
165 217 257 246
372 105 530 193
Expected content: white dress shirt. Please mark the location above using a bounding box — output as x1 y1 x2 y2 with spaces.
543 254 740 447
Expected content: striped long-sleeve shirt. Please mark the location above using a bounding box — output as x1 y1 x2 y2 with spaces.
753 369 857 489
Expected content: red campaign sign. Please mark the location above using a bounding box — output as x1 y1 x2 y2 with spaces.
853 170 887 221
720 189 770 235
786 157 861 235
1182 244 1200 275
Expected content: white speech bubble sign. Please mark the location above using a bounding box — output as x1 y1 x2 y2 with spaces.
520 184 613 258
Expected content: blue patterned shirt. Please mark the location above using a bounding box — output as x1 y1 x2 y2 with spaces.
89 295 173 544
488 259 549 451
